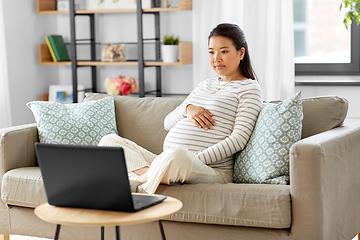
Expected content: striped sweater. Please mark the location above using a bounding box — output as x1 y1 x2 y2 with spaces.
163 78 263 170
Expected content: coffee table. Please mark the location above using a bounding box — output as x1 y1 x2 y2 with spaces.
34 195 182 240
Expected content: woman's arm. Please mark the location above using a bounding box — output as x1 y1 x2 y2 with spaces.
195 84 263 164
164 81 204 131
186 104 215 130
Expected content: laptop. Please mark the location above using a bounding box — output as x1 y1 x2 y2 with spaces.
35 142 166 212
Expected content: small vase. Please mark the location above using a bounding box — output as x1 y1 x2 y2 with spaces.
161 45 179 63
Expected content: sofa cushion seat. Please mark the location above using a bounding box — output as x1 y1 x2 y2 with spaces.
154 183 291 229
1 167 47 208
1 167 291 229
1 167 142 208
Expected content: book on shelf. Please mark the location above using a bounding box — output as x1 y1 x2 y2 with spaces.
44 36 57 62
45 35 70 62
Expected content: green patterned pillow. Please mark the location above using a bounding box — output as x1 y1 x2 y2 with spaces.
233 91 303 185
27 96 118 145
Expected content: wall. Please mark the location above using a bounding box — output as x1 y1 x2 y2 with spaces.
3 0 59 126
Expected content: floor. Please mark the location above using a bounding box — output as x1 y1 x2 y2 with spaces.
10 236 47 240
11 236 48 240
8 234 360 240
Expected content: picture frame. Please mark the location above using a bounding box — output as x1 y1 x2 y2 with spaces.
49 85 85 103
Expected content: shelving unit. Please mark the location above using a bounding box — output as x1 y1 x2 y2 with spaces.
37 0 192 101
38 42 192 66
37 0 192 14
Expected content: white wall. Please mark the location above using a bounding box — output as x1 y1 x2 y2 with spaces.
3 0 59 126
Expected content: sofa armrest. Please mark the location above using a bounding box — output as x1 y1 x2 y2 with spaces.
0 123 38 210
289 122 360 240
0 123 38 174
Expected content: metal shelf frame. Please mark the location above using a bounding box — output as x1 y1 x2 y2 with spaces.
68 0 163 101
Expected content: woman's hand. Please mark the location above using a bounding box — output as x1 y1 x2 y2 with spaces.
186 104 216 130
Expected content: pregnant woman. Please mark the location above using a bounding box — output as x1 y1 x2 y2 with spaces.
99 23 263 194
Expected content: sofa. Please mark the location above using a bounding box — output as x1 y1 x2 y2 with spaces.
0 92 359 240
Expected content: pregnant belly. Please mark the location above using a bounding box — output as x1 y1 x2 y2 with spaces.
163 118 232 153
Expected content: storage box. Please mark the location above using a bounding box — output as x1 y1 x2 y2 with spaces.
57 0 69 11
160 0 178 8
57 0 86 11
101 44 126 62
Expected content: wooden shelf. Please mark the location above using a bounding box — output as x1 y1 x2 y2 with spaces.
37 0 192 14
37 0 192 97
38 44 70 65
37 0 56 13
38 42 192 66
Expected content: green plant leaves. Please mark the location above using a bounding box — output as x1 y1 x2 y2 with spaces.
163 35 179 45
98 0 119 4
340 0 360 29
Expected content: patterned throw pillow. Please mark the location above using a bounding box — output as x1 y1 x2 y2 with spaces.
233 91 303 185
27 96 118 145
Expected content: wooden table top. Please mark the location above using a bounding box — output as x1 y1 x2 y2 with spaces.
34 195 182 227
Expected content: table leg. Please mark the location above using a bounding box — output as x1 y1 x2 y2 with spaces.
158 220 166 240
54 224 61 240
115 226 120 240
101 226 105 240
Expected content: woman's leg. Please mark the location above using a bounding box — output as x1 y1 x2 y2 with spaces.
142 146 233 194
141 146 194 194
185 159 233 184
99 136 232 193
98 134 156 174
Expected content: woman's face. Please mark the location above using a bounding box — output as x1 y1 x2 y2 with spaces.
208 36 245 81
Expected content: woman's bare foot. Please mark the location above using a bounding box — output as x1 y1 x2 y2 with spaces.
136 172 148 184
133 166 149 183
133 166 149 176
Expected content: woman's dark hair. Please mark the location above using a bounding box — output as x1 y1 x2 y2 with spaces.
208 23 257 80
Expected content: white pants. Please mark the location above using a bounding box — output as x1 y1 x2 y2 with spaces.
98 134 233 194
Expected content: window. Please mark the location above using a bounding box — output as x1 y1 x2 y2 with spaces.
294 0 360 76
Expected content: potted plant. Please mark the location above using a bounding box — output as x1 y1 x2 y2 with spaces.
161 35 180 63
340 0 360 29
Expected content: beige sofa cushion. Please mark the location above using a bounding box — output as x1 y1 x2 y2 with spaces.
1 167 142 208
300 96 348 138
1 167 47 208
1 167 291 229
85 94 348 151
84 93 184 154
155 183 291 229
271 95 348 138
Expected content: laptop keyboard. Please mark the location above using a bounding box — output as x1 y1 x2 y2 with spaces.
133 195 154 209
132 194 165 211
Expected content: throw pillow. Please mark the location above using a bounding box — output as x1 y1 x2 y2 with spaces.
27 96 119 145
233 91 303 185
